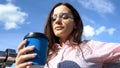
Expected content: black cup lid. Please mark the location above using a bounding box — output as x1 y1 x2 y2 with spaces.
24 32 48 40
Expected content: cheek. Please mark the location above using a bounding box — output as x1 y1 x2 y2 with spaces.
65 20 75 29
67 25 74 33
64 21 75 33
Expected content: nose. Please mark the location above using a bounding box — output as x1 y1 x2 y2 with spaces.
54 17 62 24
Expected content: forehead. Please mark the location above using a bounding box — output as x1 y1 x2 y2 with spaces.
53 5 71 14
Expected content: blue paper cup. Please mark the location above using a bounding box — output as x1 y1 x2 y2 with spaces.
24 32 48 65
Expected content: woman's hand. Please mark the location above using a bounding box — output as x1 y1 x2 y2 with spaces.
15 39 37 68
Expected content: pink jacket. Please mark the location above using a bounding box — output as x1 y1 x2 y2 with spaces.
45 40 120 68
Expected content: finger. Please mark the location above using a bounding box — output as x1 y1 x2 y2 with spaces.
16 62 33 68
18 39 27 52
16 53 37 65
17 46 35 57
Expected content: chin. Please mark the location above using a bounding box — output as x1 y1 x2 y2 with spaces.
54 32 64 37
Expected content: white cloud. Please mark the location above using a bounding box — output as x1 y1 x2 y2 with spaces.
83 16 96 24
84 25 116 37
83 25 95 37
7 0 12 3
78 0 115 14
107 28 116 35
5 22 17 29
0 1 28 30
96 26 106 35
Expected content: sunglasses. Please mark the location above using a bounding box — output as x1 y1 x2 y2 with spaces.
51 13 73 22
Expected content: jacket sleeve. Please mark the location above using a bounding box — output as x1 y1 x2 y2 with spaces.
89 40 120 63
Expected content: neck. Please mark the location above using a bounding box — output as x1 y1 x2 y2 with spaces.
59 36 72 47
59 39 67 47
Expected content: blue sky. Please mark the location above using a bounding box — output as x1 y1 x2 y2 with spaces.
0 0 120 68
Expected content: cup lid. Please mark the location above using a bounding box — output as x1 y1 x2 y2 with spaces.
24 32 48 40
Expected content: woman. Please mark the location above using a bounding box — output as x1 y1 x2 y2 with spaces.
15 2 120 68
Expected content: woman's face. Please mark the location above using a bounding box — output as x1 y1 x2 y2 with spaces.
51 5 75 41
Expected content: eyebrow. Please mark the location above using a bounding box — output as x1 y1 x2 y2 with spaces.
52 12 73 17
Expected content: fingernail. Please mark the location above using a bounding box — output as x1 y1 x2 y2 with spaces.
28 62 33 64
24 39 27 41
30 46 35 48
33 53 37 57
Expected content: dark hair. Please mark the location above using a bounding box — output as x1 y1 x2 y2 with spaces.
44 2 83 63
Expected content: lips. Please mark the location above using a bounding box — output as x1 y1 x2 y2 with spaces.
54 26 64 30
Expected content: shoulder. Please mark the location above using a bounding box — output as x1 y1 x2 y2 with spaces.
81 40 113 46
80 40 108 50
81 40 120 52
